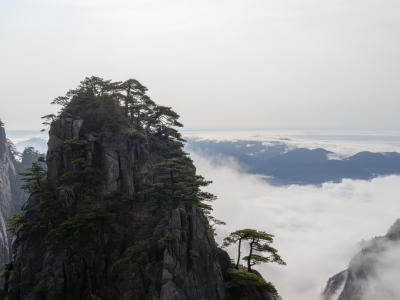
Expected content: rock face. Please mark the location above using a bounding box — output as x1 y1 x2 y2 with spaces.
2 113 274 300
0 124 16 284
0 123 27 287
147 207 226 299
321 219 400 300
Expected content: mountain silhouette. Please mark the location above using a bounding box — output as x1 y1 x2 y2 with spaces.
185 140 400 185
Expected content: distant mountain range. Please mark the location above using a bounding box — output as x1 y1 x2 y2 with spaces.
15 137 47 154
185 139 400 185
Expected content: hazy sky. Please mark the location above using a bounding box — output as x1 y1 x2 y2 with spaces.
1 0 400 130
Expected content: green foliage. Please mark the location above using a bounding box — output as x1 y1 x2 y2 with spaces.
224 269 277 293
99 94 124 132
17 281 32 287
0 270 10 277
145 150 217 209
73 158 101 187
20 147 45 167
123 129 146 140
59 208 106 231
38 76 225 298
33 286 48 295
152 223 164 237
189 250 200 261
223 229 286 272
115 245 147 268
59 170 75 181
64 137 89 151
114 244 148 296
7 139 20 162
18 157 47 193
37 182 61 225
206 214 226 238
41 114 57 131
80 189 96 203
158 234 176 246
6 213 25 232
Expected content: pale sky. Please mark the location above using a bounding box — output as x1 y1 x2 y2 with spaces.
1 0 399 130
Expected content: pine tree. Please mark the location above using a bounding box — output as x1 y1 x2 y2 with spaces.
18 157 46 193
223 229 286 272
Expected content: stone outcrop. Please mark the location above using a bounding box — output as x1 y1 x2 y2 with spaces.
146 207 226 299
3 109 274 299
0 124 16 285
0 123 28 287
321 219 400 300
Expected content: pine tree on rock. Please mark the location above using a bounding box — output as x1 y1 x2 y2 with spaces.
223 229 286 272
18 157 47 193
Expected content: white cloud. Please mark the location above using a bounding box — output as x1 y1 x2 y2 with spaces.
184 130 400 157
191 151 400 300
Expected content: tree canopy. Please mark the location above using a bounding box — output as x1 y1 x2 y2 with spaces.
223 229 286 272
44 75 224 233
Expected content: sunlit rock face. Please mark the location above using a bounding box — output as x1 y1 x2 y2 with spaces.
322 219 400 300
0 124 16 285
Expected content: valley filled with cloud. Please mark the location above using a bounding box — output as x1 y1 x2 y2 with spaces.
186 132 400 299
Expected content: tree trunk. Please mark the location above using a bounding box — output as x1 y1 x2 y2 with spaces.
236 238 242 270
136 111 140 131
138 263 148 293
125 87 131 119
170 172 175 207
247 240 254 272
130 107 134 125
36 175 40 189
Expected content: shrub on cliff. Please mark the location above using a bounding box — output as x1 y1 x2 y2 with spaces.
224 268 277 292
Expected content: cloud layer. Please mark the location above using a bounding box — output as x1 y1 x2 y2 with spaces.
191 152 400 300
184 130 400 157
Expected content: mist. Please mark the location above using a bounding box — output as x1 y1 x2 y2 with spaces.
190 151 400 299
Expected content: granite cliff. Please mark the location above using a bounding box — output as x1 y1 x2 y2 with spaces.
0 121 28 288
2 77 277 300
322 219 400 300
0 122 16 285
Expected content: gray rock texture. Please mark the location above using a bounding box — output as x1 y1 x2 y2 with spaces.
3 112 274 300
0 124 27 287
146 207 226 300
0 125 15 284
321 219 400 300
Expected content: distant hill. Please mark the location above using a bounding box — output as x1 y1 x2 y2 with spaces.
254 148 333 174
348 151 400 175
15 137 48 154
185 140 400 185
184 139 289 168
254 148 400 185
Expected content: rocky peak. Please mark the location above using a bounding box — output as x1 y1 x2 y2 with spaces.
2 77 276 299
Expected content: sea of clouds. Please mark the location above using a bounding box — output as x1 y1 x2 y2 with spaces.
7 129 400 299
185 130 400 300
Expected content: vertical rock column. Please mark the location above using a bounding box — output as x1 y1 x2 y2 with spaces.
0 125 17 285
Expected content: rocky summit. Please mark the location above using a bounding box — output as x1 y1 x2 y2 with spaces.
1 77 277 300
